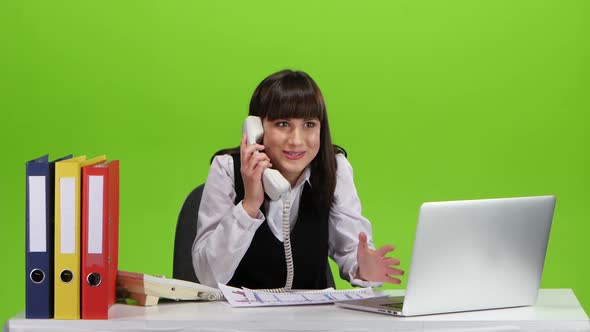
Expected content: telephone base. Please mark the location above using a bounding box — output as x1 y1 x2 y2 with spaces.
116 270 224 307
128 292 160 306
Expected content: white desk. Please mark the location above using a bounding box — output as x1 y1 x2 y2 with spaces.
5 289 589 332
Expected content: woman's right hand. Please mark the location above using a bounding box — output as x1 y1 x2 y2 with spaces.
240 133 271 218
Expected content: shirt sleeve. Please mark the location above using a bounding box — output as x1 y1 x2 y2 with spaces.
328 154 383 287
191 155 265 288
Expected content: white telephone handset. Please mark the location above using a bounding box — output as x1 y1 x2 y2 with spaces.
242 116 290 200
242 115 294 291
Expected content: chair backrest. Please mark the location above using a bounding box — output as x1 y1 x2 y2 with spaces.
172 183 336 288
173 184 204 283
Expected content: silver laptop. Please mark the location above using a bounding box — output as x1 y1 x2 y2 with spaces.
336 195 556 316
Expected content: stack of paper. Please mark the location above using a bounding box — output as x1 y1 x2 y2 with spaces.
218 283 375 307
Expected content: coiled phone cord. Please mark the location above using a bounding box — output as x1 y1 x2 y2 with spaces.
203 292 224 301
282 198 294 291
257 196 294 293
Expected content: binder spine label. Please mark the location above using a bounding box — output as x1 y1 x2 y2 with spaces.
88 175 104 254
28 176 47 253
60 177 76 254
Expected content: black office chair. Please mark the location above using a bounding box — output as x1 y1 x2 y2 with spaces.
172 183 336 288
172 184 204 283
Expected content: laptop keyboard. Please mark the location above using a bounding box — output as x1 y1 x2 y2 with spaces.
380 302 403 309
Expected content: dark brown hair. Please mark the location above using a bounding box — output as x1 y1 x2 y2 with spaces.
213 69 345 210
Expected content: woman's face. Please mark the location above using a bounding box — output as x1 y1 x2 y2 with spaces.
262 117 321 186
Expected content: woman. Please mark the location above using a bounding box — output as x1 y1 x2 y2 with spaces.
192 69 403 289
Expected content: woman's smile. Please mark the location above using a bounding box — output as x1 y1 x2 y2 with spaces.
283 150 306 160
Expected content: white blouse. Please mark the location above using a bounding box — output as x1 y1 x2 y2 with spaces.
191 153 380 288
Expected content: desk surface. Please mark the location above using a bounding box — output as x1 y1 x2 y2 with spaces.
5 289 589 332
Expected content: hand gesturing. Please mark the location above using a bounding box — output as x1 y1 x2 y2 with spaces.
356 232 404 284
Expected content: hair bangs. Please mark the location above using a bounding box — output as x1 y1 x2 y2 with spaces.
250 70 325 122
265 85 324 121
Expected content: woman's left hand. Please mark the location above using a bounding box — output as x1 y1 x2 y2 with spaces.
356 232 404 284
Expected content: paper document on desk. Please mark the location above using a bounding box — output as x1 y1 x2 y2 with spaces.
218 283 375 307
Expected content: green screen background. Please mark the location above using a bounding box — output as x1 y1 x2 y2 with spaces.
1 0 587 325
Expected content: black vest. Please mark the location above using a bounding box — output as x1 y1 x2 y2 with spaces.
227 153 329 289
